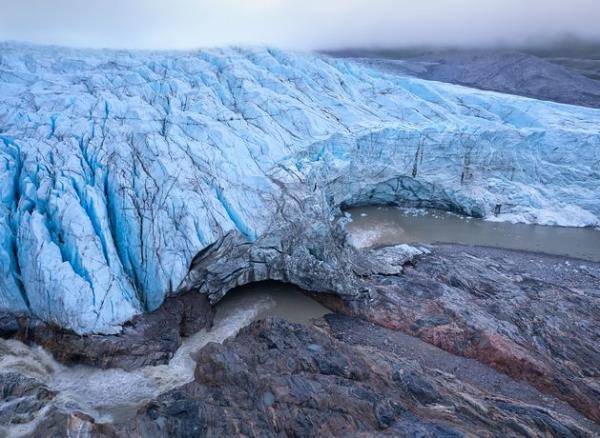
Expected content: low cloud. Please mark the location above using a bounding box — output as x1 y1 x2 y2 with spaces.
1 0 599 50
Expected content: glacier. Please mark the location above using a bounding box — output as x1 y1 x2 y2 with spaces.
0 43 599 334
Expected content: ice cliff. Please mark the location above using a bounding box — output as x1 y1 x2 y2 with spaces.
1 43 599 334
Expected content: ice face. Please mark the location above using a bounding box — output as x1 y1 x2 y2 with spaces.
1 43 598 334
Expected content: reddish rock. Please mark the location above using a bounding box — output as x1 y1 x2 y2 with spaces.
313 244 600 423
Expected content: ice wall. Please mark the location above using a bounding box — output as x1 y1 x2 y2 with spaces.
0 43 598 333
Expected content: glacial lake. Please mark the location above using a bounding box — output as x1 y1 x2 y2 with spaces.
344 206 600 262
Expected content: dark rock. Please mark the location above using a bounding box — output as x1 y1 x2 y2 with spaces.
109 318 596 437
27 408 120 438
392 368 441 405
328 49 600 108
0 313 29 337
0 372 55 431
0 372 53 401
311 244 600 423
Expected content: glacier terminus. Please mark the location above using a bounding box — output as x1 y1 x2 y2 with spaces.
1 43 599 334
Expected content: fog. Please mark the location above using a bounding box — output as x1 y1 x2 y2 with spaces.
1 0 599 50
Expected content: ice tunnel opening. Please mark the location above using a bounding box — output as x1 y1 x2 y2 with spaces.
335 173 489 222
338 195 486 220
214 280 331 326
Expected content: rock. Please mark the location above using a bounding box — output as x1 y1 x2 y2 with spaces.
330 49 600 108
0 372 56 428
311 244 600 423
0 312 26 337
108 317 596 437
26 409 119 438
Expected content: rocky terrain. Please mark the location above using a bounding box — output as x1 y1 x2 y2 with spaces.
3 313 599 437
314 244 600 423
328 49 600 108
1 290 213 370
98 316 600 436
1 242 599 436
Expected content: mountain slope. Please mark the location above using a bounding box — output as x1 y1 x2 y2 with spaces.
335 50 600 108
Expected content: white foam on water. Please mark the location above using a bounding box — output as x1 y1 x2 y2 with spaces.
0 293 275 429
347 225 388 249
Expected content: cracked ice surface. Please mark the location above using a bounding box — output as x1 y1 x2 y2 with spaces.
0 43 599 333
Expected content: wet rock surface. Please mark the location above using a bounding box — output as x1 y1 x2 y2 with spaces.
0 291 214 371
0 372 56 428
105 317 596 437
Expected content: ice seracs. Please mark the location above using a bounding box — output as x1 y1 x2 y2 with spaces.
0 43 599 333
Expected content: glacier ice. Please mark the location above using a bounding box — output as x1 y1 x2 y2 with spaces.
0 43 599 334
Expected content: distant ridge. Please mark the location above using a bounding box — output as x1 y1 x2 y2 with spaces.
327 49 600 108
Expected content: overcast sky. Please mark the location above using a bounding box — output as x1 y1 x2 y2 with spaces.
1 0 599 51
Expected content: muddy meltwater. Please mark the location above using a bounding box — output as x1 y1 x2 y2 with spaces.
345 206 600 262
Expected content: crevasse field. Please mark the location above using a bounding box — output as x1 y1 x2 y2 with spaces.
1 43 599 334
